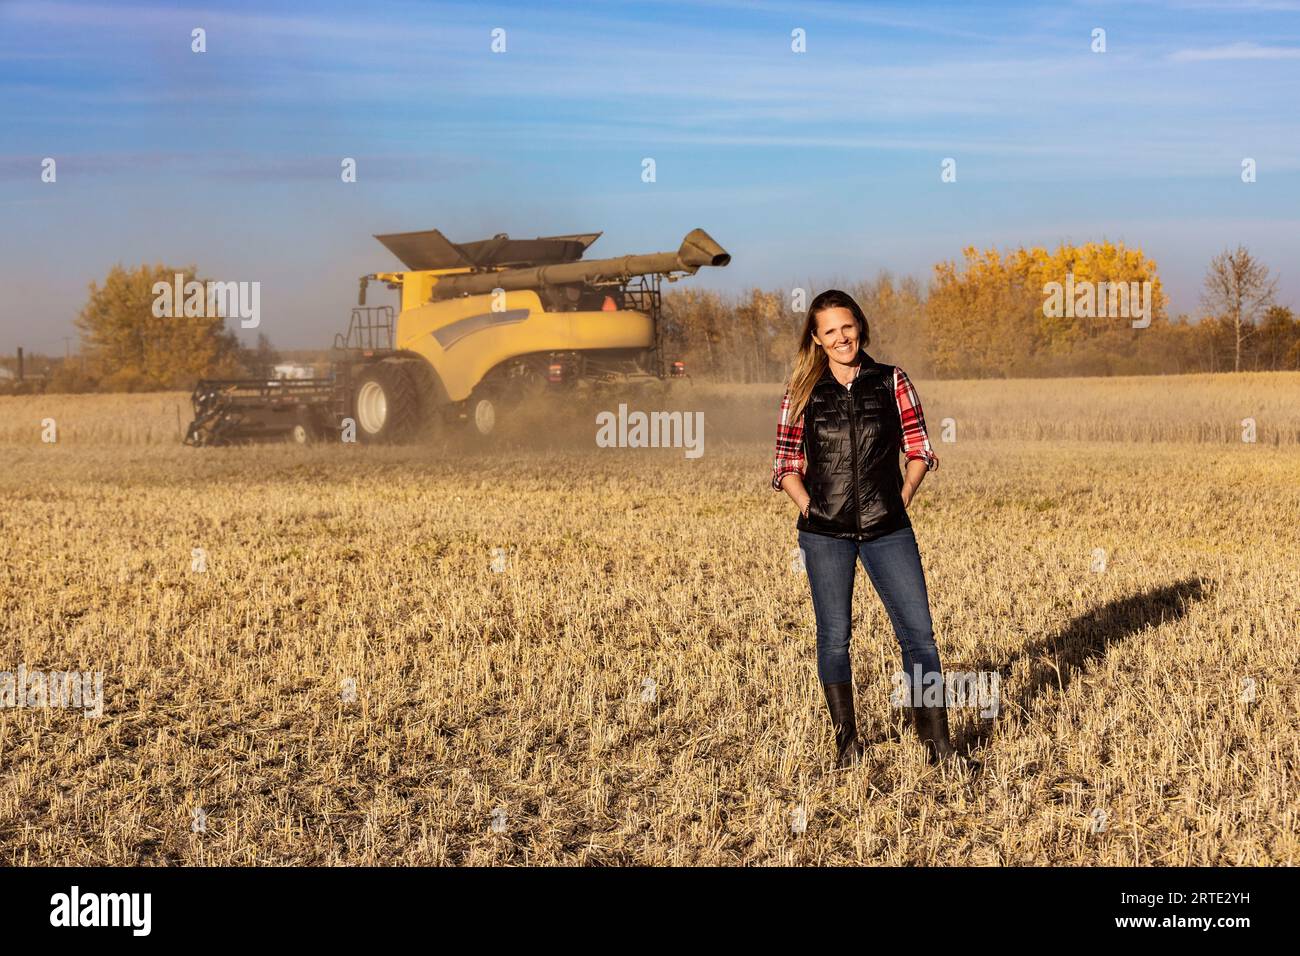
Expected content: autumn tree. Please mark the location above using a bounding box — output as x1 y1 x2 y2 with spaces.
1256 306 1300 371
925 246 1044 377
1201 245 1278 372
925 241 1167 377
661 288 732 379
245 332 281 377
75 263 245 391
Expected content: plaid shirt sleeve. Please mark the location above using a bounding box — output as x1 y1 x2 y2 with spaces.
895 367 939 471
771 388 805 492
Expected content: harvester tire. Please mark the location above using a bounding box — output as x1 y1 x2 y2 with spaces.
460 360 545 438
466 389 500 438
287 407 327 446
352 360 424 444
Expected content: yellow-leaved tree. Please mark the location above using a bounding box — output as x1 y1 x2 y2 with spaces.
75 263 245 391
925 242 1168 377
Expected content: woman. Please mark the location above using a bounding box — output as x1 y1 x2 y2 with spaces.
771 289 958 769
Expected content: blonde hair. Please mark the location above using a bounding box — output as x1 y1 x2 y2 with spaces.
784 289 871 422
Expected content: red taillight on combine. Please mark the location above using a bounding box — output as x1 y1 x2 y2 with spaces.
670 361 686 378
548 362 565 383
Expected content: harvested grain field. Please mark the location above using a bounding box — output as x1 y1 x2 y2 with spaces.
1 375 1297 864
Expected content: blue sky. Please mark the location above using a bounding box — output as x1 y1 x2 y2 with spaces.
2 0 1298 353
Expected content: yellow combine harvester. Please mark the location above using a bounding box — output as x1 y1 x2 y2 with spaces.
185 227 730 445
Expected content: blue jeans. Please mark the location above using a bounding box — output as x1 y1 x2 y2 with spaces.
798 524 943 693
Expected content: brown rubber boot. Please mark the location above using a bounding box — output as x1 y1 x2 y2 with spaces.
822 681 864 769
913 704 958 764
900 703 919 739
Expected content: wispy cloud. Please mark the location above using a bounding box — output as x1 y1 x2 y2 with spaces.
0 151 489 183
1168 41 1300 61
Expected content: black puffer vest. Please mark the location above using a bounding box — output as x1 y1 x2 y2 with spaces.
796 351 910 541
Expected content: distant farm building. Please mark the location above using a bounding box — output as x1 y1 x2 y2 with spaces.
272 364 315 380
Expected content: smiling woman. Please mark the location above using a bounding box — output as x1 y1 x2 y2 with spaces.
772 289 954 770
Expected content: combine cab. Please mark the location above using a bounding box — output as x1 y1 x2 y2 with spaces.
185 226 729 446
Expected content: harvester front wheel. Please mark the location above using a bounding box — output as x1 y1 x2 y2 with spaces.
460 359 546 438
352 361 423 443
288 407 328 445
468 392 499 438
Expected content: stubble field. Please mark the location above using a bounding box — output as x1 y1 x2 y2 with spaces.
1 373 1297 865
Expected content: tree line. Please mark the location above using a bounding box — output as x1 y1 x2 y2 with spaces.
662 243 1298 381
8 245 1296 394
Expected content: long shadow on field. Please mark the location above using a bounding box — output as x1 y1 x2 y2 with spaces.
858 577 1210 768
952 576 1210 765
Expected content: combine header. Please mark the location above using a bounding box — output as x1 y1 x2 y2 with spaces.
185 226 729 446
185 378 338 447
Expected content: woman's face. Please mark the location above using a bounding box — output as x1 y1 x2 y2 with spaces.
811 306 861 367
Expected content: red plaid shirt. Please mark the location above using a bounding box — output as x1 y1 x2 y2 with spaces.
772 363 938 492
